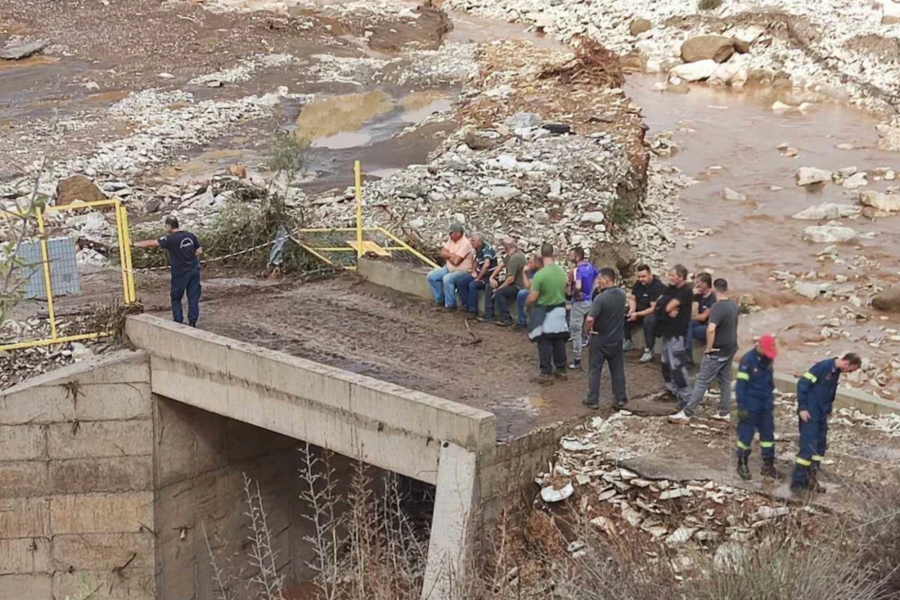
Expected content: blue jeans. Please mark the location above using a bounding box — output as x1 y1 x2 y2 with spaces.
426 267 467 308
171 266 201 325
456 274 493 318
516 288 530 325
685 320 709 358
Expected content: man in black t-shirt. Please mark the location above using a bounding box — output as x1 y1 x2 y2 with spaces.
655 264 694 406
686 272 717 365
624 264 667 363
134 216 203 326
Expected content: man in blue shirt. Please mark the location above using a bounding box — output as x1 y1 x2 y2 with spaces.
133 216 203 327
734 334 778 481
790 353 861 494
566 247 597 369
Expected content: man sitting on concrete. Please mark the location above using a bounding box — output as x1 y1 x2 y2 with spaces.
669 278 739 423
624 264 666 364
583 268 628 410
686 271 717 364
526 243 570 383
515 254 542 330
488 237 527 326
426 222 474 312
456 233 499 319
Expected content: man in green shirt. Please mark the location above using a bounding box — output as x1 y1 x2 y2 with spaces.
489 237 527 326
526 243 570 382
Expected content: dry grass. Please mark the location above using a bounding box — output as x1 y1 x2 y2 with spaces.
77 299 144 338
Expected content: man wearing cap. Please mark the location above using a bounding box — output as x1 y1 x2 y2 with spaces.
790 353 862 495
734 334 780 481
426 223 474 311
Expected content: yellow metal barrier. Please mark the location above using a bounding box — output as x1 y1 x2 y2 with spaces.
0 199 137 352
293 160 438 270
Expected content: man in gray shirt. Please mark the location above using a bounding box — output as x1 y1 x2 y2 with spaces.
670 278 739 422
583 268 628 410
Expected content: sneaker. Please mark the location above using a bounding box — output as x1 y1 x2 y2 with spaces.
668 410 691 424
639 350 653 363
513 323 528 331
614 399 628 410
554 371 568 381
496 319 513 327
623 339 634 351
582 398 600 410
568 360 582 370
444 306 457 312
531 373 553 385
710 412 731 422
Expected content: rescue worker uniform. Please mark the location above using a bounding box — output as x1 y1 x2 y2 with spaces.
791 358 841 492
734 347 778 480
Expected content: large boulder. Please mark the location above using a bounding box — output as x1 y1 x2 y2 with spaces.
591 240 636 279
681 35 735 63
792 203 860 220
859 190 900 213
873 286 900 313
795 167 832 186
802 224 858 243
669 59 718 83
55 175 107 206
708 61 749 87
629 18 652 36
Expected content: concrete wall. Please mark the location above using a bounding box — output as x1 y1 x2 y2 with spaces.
125 314 497 486
153 396 348 600
0 351 156 600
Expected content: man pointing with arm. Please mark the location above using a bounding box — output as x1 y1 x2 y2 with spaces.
133 216 202 327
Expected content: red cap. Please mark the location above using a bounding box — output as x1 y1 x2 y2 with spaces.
758 334 778 359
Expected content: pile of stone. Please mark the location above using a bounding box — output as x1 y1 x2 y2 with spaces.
535 413 804 562
0 318 98 390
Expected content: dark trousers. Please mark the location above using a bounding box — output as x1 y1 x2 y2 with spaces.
171 266 201 325
456 274 493 318
494 285 520 323
736 406 775 460
792 413 828 487
586 340 627 407
624 313 658 350
538 335 567 375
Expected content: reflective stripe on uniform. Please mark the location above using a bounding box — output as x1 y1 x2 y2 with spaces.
759 441 775 448
812 455 824 462
802 372 818 383
796 457 812 466
736 372 750 381
736 440 750 450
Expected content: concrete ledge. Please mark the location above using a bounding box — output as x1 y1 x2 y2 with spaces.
359 258 432 300
125 314 497 485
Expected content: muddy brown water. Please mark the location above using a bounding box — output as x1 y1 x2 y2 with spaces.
626 76 900 395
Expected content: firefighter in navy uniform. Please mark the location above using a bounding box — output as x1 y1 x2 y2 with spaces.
791 353 862 494
734 334 781 481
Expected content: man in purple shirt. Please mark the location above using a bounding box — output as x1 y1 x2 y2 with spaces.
567 247 598 369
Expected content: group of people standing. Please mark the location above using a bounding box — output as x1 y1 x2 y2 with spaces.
426 223 862 495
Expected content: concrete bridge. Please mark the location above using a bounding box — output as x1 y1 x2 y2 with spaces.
1 313 552 600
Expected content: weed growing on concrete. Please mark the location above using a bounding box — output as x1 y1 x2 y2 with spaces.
202 521 232 600
298 442 345 600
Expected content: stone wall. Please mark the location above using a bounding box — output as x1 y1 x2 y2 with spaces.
0 351 156 600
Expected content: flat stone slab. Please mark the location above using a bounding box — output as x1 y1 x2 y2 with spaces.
0 39 49 60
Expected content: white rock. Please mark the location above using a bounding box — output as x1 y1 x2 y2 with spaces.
859 191 900 212
666 526 698 547
722 187 747 201
496 154 518 169
70 342 93 362
842 172 868 189
802 225 859 243
487 186 521 200
505 112 542 129
796 167 832 186
884 0 900 24
708 62 748 88
792 203 860 220
668 59 718 83
714 543 747 572
772 101 793 112
581 211 605 224
541 482 574 503
793 281 824 300
621 505 643 527
837 166 858 178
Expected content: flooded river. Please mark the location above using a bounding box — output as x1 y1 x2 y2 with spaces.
627 76 900 395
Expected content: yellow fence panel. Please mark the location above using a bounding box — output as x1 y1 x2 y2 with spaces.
0 199 137 352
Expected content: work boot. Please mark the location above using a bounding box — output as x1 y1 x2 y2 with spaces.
809 469 826 493
623 339 634 351
554 371 568 382
639 349 653 363
736 455 751 481
568 359 582 370
760 458 783 480
614 398 628 410
531 373 553 385
582 398 600 410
